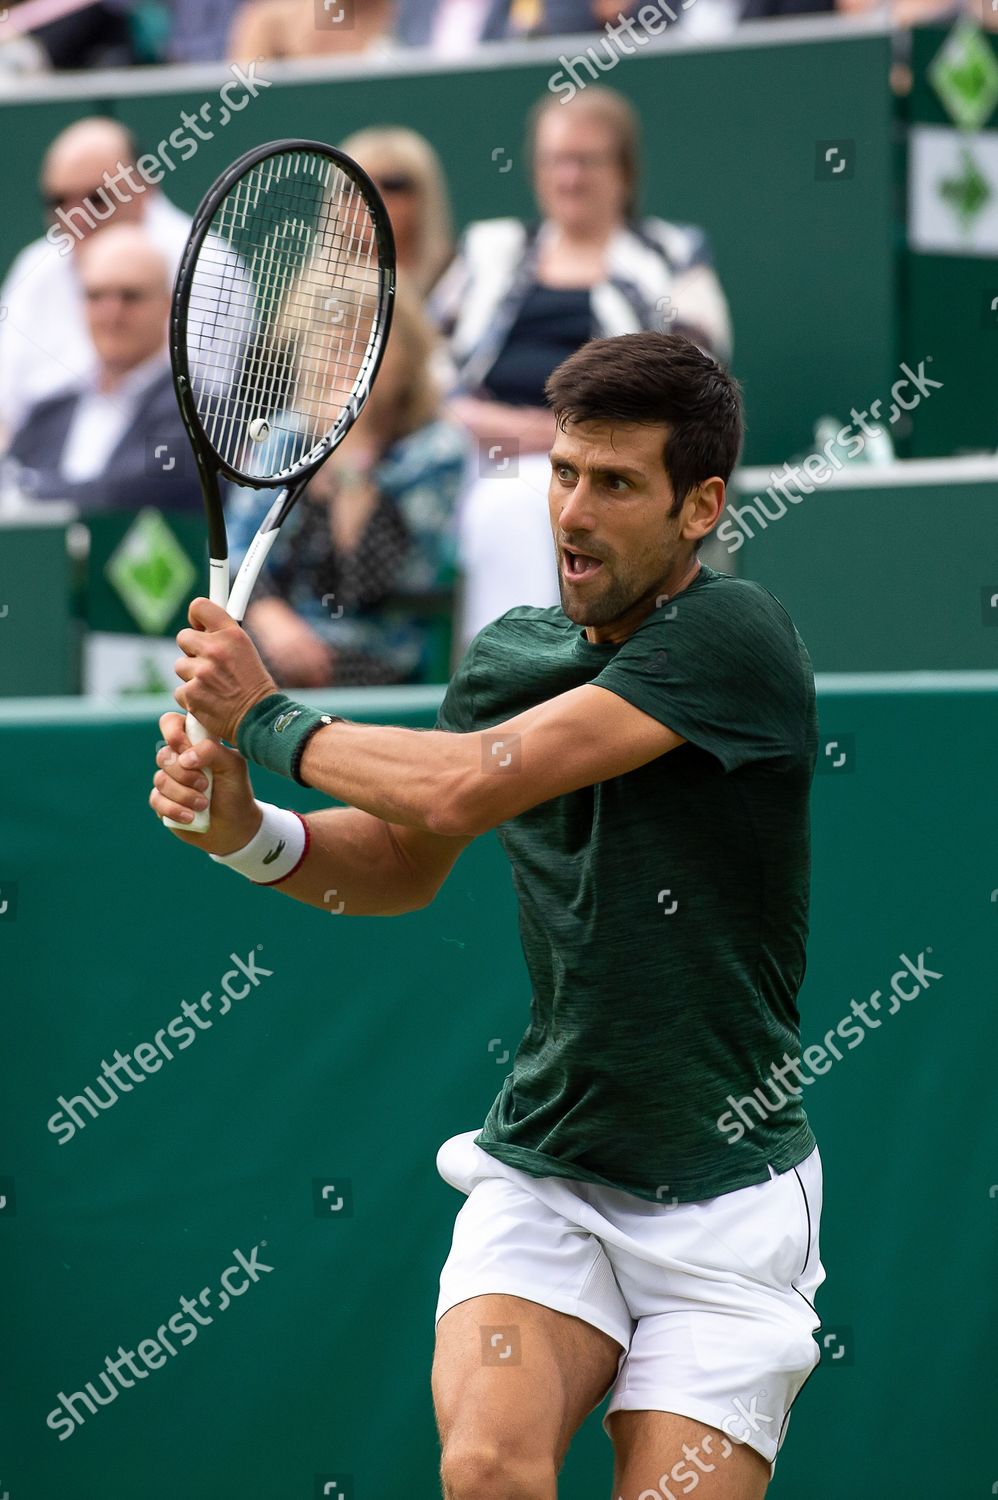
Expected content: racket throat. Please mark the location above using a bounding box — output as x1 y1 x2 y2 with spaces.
227 521 284 622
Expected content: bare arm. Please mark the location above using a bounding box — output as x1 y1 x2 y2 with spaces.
447 396 557 453
150 713 470 916
266 807 471 916
296 683 686 839
163 601 686 871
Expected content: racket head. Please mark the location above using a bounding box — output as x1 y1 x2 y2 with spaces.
170 139 396 516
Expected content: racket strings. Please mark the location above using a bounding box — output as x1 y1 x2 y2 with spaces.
185 149 387 481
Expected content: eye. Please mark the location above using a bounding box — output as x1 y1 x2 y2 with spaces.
554 462 575 482
605 475 630 492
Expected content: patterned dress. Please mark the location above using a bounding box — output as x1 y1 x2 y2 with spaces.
225 418 470 685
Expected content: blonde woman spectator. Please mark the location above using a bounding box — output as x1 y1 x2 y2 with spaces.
428 86 733 646
228 0 395 61
224 284 468 687
339 127 454 298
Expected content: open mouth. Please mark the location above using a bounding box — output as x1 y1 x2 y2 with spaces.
562 546 604 583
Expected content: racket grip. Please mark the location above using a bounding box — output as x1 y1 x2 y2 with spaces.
162 711 213 834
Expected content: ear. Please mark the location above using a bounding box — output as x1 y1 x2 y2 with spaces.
684 478 725 544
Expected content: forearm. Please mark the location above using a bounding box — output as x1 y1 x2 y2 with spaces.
447 396 550 448
267 805 432 916
298 720 469 833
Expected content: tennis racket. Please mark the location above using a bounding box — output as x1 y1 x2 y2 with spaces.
163 138 396 832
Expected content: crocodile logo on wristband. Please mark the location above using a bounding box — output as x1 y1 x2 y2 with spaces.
262 840 286 865
274 710 302 732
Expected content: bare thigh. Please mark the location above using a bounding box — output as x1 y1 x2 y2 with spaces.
608 1410 771 1500
432 1293 623 1497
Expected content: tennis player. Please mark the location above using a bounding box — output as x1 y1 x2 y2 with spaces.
151 331 824 1500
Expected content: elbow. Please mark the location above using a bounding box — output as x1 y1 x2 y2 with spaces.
423 774 493 840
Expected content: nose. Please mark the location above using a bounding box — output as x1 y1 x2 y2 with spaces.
557 473 596 536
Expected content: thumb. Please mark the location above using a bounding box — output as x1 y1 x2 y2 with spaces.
188 596 236 632
177 738 242 773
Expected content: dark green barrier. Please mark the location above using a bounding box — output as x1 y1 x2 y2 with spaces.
0 24 896 464
1 676 995 1498
0 521 79 695
731 457 998 670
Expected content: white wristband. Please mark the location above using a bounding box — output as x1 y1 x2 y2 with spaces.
209 801 309 885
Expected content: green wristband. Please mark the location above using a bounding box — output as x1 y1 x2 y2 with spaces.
236 693 342 785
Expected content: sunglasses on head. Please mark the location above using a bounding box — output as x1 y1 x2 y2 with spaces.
43 185 112 213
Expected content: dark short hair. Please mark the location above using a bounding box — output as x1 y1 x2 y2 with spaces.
544 332 744 542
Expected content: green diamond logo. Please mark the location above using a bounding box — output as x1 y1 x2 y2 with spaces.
938 144 992 230
929 21 998 132
105 508 196 634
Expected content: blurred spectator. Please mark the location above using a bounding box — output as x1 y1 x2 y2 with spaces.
394 0 508 51
228 0 395 61
394 0 637 48
428 86 732 645
0 0 137 73
226 284 468 688
339 127 453 298
0 117 190 439
5 226 201 514
739 0 830 15
167 0 243 58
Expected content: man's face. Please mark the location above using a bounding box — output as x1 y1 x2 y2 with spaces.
42 159 142 246
548 418 697 639
81 264 169 373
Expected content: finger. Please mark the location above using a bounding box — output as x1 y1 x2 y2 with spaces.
153 768 210 812
174 737 239 773
159 712 191 753
174 684 188 711
176 628 207 658
155 745 209 788
189 597 236 632
173 656 196 682
149 784 197 825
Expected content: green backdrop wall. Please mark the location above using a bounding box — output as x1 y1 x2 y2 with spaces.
901 24 998 459
0 26 897 465
731 458 998 671
1 675 996 1498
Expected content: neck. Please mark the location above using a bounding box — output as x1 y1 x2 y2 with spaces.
98 366 126 394
548 220 618 251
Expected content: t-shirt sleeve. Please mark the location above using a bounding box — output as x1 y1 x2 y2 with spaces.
433 619 496 732
591 582 810 773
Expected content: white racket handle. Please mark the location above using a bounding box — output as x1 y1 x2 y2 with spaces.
163 555 229 834
163 712 214 832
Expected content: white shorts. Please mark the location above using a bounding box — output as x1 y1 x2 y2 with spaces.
434 1130 825 1472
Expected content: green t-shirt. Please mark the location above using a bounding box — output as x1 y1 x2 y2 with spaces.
435 562 818 1203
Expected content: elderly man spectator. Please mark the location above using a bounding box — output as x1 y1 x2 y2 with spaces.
5 226 200 514
0 117 191 438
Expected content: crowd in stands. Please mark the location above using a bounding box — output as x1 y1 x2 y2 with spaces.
0 88 740 687
0 0 983 73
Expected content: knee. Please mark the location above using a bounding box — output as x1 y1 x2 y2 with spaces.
440 1440 555 1500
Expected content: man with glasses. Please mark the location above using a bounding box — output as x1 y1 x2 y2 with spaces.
5 225 200 514
0 117 191 439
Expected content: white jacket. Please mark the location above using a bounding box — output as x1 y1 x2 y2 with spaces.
428 215 733 395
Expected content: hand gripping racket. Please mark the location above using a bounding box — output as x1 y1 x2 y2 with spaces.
163 139 395 832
